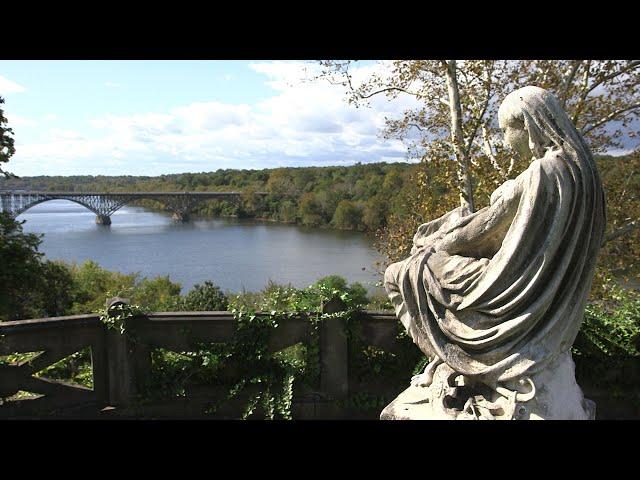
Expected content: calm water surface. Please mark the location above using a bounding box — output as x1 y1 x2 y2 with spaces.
20 200 385 294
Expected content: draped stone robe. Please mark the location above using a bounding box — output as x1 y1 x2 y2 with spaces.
385 146 606 387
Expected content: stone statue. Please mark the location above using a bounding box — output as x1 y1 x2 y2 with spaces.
381 86 606 420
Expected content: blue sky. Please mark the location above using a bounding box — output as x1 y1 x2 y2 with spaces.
0 60 413 176
2 61 635 178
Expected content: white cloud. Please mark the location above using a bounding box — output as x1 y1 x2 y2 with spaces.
172 101 251 131
49 129 85 141
0 75 26 95
104 81 121 88
6 114 37 128
10 61 420 176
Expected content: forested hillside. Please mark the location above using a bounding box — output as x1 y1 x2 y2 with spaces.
0 162 416 232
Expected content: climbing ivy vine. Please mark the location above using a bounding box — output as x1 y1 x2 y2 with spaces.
98 301 147 335
138 278 401 419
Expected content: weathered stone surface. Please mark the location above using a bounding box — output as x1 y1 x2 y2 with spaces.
381 352 595 420
382 86 606 420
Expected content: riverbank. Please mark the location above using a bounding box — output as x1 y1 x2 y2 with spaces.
0 161 415 234
20 201 386 295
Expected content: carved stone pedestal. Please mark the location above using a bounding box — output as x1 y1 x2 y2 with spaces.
381 352 596 420
380 383 442 420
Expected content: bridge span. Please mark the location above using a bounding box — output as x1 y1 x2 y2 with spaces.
0 191 266 225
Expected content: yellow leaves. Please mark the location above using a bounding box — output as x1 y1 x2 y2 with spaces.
319 60 639 277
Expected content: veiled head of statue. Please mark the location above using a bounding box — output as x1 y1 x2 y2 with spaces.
498 86 586 161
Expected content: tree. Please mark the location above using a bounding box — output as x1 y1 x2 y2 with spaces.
317 60 640 286
0 102 77 320
277 199 297 223
298 192 323 226
135 275 182 310
0 212 45 320
318 60 639 210
0 213 75 320
178 281 229 311
266 169 299 197
332 199 363 230
591 151 640 295
315 189 341 223
38 260 75 317
0 96 16 178
67 260 139 314
239 185 265 217
382 168 404 193
312 275 369 306
362 195 387 231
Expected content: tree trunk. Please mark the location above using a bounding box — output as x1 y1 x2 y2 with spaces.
444 60 475 213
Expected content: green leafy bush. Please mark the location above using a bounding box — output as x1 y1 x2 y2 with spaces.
574 280 640 404
174 281 229 311
0 213 75 321
578 284 640 358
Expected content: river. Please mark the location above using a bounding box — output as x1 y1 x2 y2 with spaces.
19 200 386 295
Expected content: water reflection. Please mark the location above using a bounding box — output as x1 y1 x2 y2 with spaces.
19 200 385 294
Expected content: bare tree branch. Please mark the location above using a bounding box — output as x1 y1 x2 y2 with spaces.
480 125 503 175
336 62 423 102
559 60 582 108
582 103 640 135
584 60 640 97
463 64 493 157
356 86 422 100
603 220 638 245
572 61 640 127
464 98 490 157
572 60 592 124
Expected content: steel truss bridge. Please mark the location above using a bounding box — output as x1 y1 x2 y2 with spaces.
0 191 265 224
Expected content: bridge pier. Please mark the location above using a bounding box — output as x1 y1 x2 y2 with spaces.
171 212 190 222
95 214 112 225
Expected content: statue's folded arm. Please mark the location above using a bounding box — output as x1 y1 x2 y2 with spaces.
434 177 522 259
411 205 473 254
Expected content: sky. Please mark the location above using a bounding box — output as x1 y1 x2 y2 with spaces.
1 61 636 178
0 60 420 177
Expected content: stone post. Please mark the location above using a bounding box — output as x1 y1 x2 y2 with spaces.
319 296 349 404
104 297 149 410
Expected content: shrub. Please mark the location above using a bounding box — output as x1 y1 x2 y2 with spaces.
177 281 229 311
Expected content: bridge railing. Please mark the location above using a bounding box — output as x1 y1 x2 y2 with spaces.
0 191 268 220
0 300 402 419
